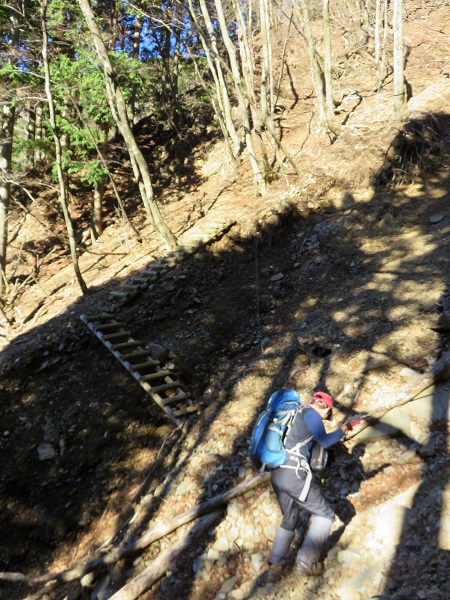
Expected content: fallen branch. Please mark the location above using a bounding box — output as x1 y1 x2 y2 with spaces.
347 351 450 439
109 510 222 600
0 472 270 586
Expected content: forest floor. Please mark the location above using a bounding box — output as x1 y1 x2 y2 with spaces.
1 4 450 600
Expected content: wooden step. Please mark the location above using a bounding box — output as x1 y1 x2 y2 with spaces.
140 370 171 382
149 381 181 393
162 392 188 405
103 330 132 340
172 405 198 417
128 360 159 370
111 340 143 350
122 350 158 360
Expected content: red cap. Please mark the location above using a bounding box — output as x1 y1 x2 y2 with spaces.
313 391 333 408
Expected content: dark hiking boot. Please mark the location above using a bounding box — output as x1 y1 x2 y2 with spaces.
296 559 324 577
267 561 284 583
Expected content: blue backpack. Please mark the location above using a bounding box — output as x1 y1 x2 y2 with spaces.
248 389 302 469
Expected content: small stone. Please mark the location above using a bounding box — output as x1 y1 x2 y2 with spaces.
429 214 444 224
270 273 284 282
250 553 263 572
78 511 91 527
219 575 238 594
80 572 95 588
213 536 229 552
38 443 56 461
399 367 422 383
377 213 395 228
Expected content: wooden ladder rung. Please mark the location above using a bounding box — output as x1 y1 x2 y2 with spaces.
129 360 159 370
140 370 171 382
162 392 188 405
95 323 122 332
172 405 198 417
103 331 132 340
149 381 181 393
110 291 131 297
112 340 143 350
83 314 114 322
143 264 167 273
122 350 156 360
121 283 140 290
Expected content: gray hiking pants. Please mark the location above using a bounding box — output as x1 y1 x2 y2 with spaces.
269 466 334 567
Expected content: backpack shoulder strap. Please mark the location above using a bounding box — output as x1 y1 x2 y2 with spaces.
285 405 314 454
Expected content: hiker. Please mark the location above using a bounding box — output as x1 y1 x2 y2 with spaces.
267 390 359 581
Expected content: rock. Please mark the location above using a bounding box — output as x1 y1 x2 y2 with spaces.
219 575 238 594
175 475 197 496
225 526 239 546
80 572 95 588
270 273 284 282
377 212 395 229
206 547 220 561
213 536 229 553
78 511 92 527
399 366 422 383
250 553 263 573
38 443 56 461
429 214 445 224
264 523 277 541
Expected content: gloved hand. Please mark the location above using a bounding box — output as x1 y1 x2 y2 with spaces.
345 415 362 430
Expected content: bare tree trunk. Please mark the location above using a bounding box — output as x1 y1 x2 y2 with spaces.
78 0 178 250
259 0 274 129
40 0 88 295
392 0 405 118
26 104 36 168
0 103 14 301
293 1 327 130
109 511 221 600
194 0 241 158
129 14 142 123
0 3 21 302
234 0 272 178
323 0 339 138
35 101 44 165
378 0 389 91
213 0 267 195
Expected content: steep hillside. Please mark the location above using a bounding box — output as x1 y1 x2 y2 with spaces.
1 4 450 600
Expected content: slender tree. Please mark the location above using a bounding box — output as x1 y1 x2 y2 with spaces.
392 0 405 117
0 2 20 301
40 0 88 294
323 0 339 138
292 1 328 132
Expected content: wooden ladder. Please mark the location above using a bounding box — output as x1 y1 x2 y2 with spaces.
80 314 197 425
109 220 236 308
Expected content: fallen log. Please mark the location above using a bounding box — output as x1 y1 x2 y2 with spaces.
348 350 450 439
109 510 222 600
0 471 270 587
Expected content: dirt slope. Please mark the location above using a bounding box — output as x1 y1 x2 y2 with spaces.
1 4 450 600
